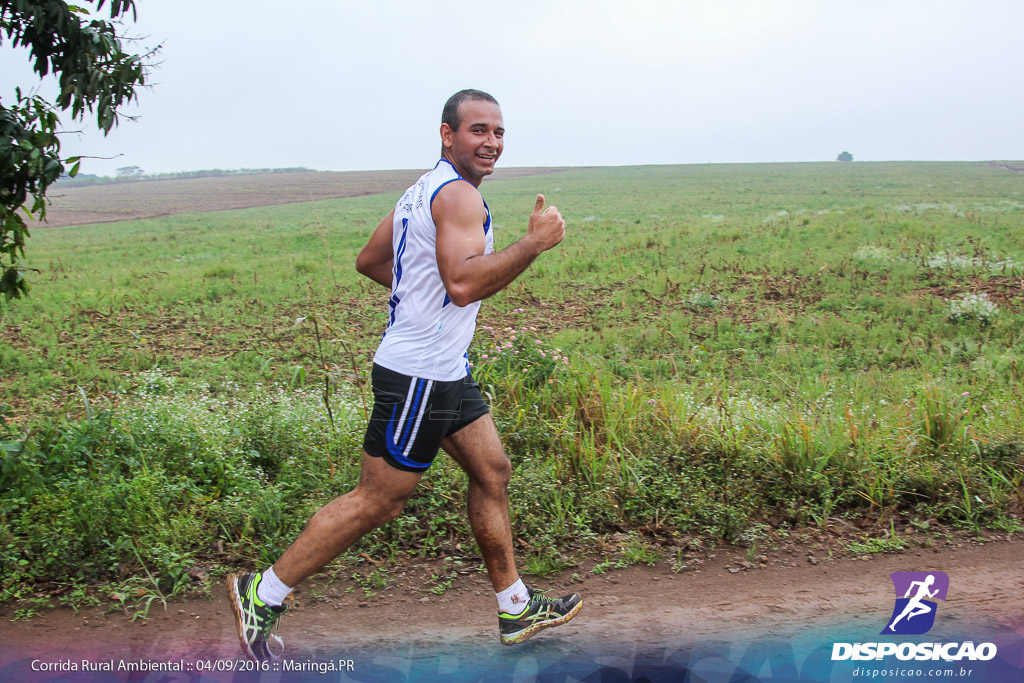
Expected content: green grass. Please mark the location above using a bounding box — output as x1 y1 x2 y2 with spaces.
2 161 1023 602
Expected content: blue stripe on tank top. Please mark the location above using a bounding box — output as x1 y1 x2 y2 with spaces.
385 218 410 331
395 218 409 285
387 294 401 328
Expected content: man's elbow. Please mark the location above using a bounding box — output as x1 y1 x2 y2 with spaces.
447 284 480 308
355 250 374 277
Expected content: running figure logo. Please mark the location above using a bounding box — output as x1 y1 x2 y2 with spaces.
881 571 950 635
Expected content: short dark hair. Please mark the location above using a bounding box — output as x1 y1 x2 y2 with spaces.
442 89 499 131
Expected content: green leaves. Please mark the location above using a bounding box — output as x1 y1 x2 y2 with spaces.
1 92 63 301
0 0 154 305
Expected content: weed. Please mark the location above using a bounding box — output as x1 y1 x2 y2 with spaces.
947 293 998 326
846 536 906 554
11 607 38 622
591 558 629 575
352 567 388 598
428 573 454 596
621 538 661 566
846 523 906 554
523 554 574 577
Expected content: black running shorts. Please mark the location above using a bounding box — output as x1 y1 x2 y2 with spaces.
362 363 490 472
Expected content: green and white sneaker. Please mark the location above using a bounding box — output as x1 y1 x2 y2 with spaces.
227 572 288 662
499 587 583 645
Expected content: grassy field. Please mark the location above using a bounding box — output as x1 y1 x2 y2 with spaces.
2 161 1023 610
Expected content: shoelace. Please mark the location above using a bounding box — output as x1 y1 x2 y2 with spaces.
265 631 285 660
262 595 293 659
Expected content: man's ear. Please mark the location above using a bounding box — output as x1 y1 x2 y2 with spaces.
440 123 454 149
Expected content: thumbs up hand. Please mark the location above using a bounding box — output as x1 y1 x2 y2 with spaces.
527 194 565 252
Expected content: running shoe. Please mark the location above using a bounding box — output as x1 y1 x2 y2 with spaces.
227 572 288 662
499 587 583 645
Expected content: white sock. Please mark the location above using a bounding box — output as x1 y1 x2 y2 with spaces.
496 578 530 615
256 566 293 607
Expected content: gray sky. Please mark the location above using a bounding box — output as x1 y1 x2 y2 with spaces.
3 0 1022 176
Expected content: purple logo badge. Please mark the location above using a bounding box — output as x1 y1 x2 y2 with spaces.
881 571 950 635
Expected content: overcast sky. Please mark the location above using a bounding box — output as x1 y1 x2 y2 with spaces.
2 0 1022 176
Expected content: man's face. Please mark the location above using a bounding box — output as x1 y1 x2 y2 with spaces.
441 99 504 184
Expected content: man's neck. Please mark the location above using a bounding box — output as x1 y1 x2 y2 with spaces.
440 152 483 187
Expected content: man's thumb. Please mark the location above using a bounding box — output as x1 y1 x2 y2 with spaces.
533 194 546 214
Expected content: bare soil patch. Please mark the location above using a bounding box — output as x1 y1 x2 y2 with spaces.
42 167 574 228
986 162 1024 174
918 275 1024 309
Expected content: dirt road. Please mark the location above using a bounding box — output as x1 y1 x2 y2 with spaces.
2 539 1022 681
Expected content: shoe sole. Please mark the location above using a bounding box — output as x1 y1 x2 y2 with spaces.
226 573 259 661
500 597 584 645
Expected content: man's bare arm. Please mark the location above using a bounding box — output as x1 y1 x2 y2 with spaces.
435 183 564 307
355 209 396 288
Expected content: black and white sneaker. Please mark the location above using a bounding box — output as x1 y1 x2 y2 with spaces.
499 587 583 645
227 572 288 662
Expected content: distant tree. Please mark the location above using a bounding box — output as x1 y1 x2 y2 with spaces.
836 151 854 162
0 0 155 306
116 165 144 177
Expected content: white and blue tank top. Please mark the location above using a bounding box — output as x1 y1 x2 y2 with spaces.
372 159 494 381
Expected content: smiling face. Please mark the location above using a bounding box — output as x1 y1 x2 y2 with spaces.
440 98 504 186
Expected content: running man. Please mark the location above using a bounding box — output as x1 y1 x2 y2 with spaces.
228 89 582 661
888 574 939 631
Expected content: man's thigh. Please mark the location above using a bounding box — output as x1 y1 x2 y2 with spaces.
440 413 509 479
355 450 423 502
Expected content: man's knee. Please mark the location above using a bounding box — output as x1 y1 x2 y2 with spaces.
476 453 511 492
496 454 512 486
355 487 410 527
378 494 411 525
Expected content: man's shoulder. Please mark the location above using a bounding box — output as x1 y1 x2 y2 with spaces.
427 161 479 199
433 176 481 200
431 178 484 220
